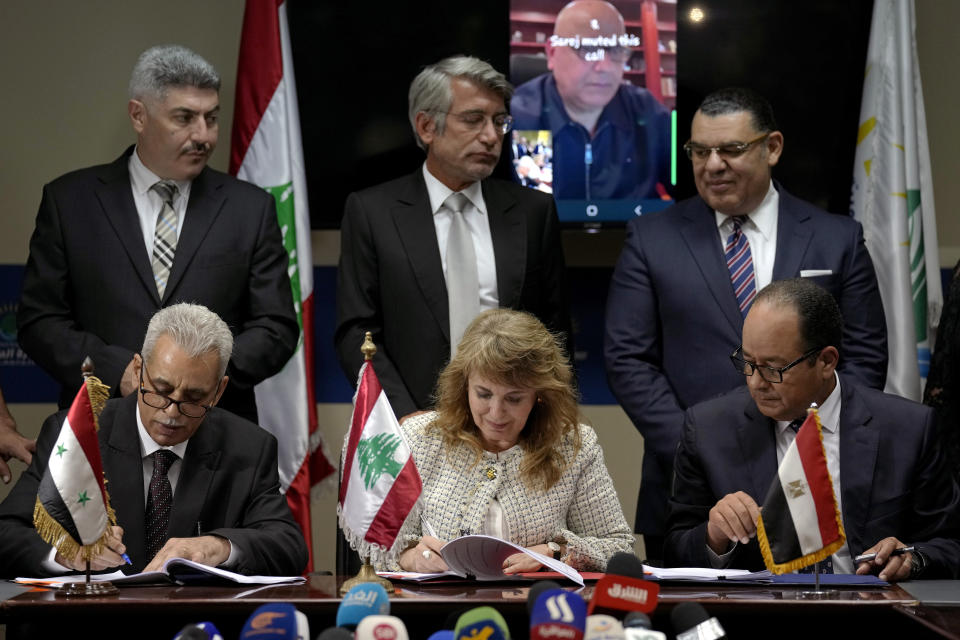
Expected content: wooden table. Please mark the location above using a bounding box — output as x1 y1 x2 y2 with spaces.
1 575 957 639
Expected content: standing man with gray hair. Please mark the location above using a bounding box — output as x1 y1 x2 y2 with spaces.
17 45 298 424
0 303 308 578
336 55 571 418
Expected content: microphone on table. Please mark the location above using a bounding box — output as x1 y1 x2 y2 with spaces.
622 612 666 640
314 628 354 640
336 583 391 630
585 614 625 640
527 580 563 617
427 632 455 640
453 606 511 640
588 552 659 619
670 603 726 640
239 603 310 640
355 614 409 640
172 622 224 640
530 588 587 640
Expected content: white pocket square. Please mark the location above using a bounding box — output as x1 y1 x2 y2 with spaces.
800 269 833 277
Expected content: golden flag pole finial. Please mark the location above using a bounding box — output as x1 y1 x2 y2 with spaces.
361 331 377 361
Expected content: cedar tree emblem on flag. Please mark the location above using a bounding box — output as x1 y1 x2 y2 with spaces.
33 376 116 563
756 407 846 574
338 336 422 566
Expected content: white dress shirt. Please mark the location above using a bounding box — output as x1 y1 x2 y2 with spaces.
715 181 779 294
128 148 192 257
422 164 499 311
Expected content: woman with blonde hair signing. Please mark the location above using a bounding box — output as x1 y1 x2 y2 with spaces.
394 308 634 573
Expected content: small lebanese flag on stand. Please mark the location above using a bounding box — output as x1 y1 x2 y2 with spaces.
756 406 846 574
338 334 422 566
33 376 116 563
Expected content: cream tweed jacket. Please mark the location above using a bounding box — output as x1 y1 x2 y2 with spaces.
388 411 635 571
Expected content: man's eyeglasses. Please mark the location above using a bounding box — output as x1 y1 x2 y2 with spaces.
139 359 215 418
440 110 514 135
683 132 771 161
570 46 632 64
729 345 823 383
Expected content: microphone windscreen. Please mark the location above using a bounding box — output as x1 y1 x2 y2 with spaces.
427 632 455 640
527 579 563 616
671 603 725 640
584 615 625 640
240 603 307 639
355 615 409 640
622 612 652 629
588 574 658 616
605 552 645 579
314 627 354 640
530 588 586 640
453 606 511 640
173 622 224 640
336 583 391 629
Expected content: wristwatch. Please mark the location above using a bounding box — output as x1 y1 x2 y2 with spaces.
546 541 562 560
909 548 927 579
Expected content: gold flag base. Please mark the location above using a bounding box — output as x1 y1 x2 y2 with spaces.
339 560 394 596
57 580 119 597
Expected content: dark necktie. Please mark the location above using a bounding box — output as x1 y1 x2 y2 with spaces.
724 217 757 316
150 180 179 298
145 449 178 560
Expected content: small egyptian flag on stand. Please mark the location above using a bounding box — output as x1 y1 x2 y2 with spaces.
33 374 117 573
756 406 846 574
338 332 422 586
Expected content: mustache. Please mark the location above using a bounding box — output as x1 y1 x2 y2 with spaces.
181 141 211 155
155 417 185 427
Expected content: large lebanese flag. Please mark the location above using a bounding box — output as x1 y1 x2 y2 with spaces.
756 409 846 574
230 0 335 570
339 361 422 566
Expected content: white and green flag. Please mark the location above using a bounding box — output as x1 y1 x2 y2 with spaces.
851 0 941 400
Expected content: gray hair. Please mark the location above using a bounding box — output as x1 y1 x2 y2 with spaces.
129 45 221 102
408 55 513 151
141 303 233 378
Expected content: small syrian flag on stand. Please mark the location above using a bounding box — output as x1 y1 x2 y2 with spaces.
338 335 422 567
33 376 116 563
756 406 846 574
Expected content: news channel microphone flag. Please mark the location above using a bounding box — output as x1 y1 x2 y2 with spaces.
338 334 422 566
851 0 941 401
230 0 337 567
756 407 846 574
33 375 117 564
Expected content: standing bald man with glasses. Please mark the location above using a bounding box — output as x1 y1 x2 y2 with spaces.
604 87 887 564
336 55 571 420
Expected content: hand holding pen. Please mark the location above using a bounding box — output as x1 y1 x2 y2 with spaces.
854 536 915 582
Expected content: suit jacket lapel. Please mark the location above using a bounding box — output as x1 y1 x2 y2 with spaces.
837 380 878 554
95 147 160 304
482 180 525 308
736 398 779 502
165 168 226 302
392 171 451 341
168 411 222 538
771 184 813 279
679 199 743 336
102 395 149 567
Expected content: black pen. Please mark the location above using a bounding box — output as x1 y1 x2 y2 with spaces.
854 546 915 564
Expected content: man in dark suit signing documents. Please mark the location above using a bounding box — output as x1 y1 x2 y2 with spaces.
336 55 571 418
665 279 960 581
0 304 307 578
17 45 298 423
604 87 888 562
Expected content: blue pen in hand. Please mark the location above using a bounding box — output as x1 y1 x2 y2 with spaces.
121 553 132 565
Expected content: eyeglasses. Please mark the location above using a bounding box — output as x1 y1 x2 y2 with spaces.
570 46 633 64
730 345 823 383
683 132 771 161
440 110 514 135
139 359 216 418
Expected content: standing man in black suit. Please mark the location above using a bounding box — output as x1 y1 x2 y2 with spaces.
665 279 960 581
336 56 571 418
604 87 887 563
17 45 298 423
0 303 307 578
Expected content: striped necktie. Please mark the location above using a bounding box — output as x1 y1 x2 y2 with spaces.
150 180 179 298
145 449 178 561
444 192 480 357
725 216 757 316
